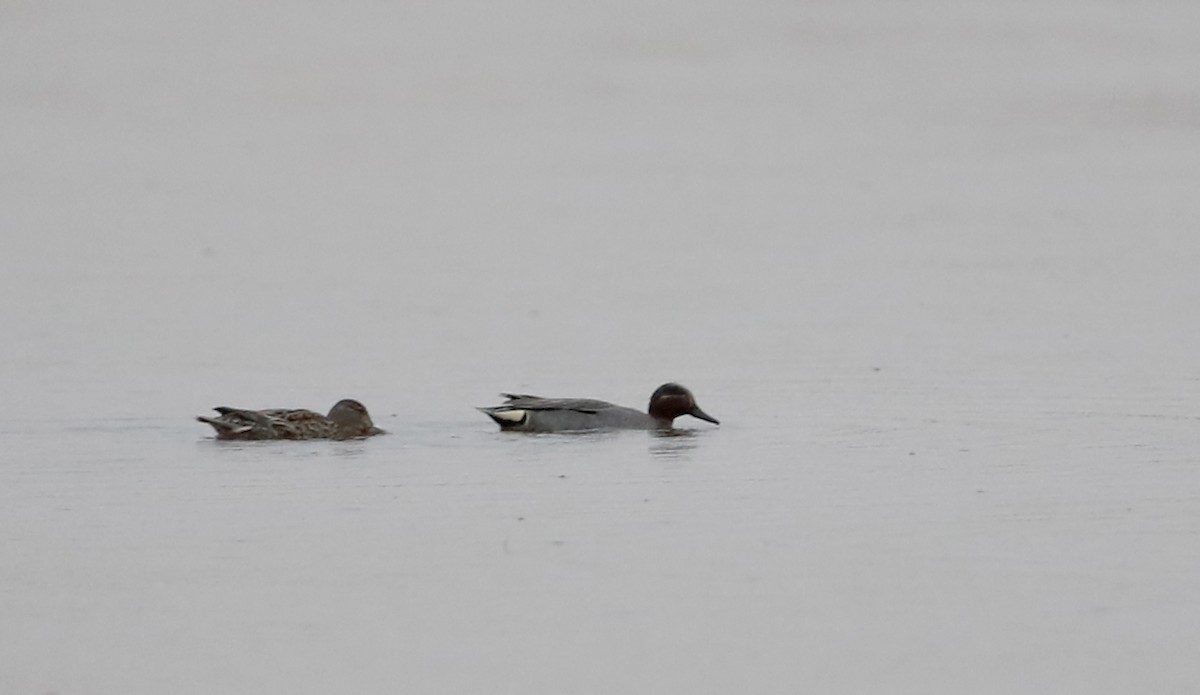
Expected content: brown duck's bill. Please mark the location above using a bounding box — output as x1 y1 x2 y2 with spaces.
690 407 720 425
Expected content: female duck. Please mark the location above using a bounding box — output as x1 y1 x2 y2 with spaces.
197 399 384 440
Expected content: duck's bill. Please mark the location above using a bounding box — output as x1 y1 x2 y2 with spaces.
368 426 388 436
690 407 720 425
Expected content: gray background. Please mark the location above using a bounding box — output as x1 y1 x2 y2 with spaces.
3 1 1199 693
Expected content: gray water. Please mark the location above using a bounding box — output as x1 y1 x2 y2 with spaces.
3 1 1199 693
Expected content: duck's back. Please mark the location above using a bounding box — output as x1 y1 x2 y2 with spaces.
269 409 340 439
480 395 655 432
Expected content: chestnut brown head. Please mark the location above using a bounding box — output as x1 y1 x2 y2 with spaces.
647 383 719 427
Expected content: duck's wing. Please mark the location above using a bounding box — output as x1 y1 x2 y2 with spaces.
494 395 611 414
198 406 286 439
480 394 629 431
270 409 336 439
222 407 318 438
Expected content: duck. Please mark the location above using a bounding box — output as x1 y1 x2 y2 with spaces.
479 382 719 432
197 399 385 440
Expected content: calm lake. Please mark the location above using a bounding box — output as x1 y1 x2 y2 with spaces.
2 1 1199 693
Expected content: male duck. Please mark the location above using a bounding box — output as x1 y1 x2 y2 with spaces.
197 399 385 440
479 383 719 432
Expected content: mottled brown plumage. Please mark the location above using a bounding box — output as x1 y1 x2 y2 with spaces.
197 399 384 440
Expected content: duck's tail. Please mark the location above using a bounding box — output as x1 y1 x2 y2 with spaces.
196 414 254 437
478 407 529 429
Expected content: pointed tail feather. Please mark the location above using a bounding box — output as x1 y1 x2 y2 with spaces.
196 415 253 435
500 393 542 402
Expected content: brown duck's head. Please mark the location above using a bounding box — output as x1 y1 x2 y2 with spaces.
328 399 385 437
648 383 719 426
